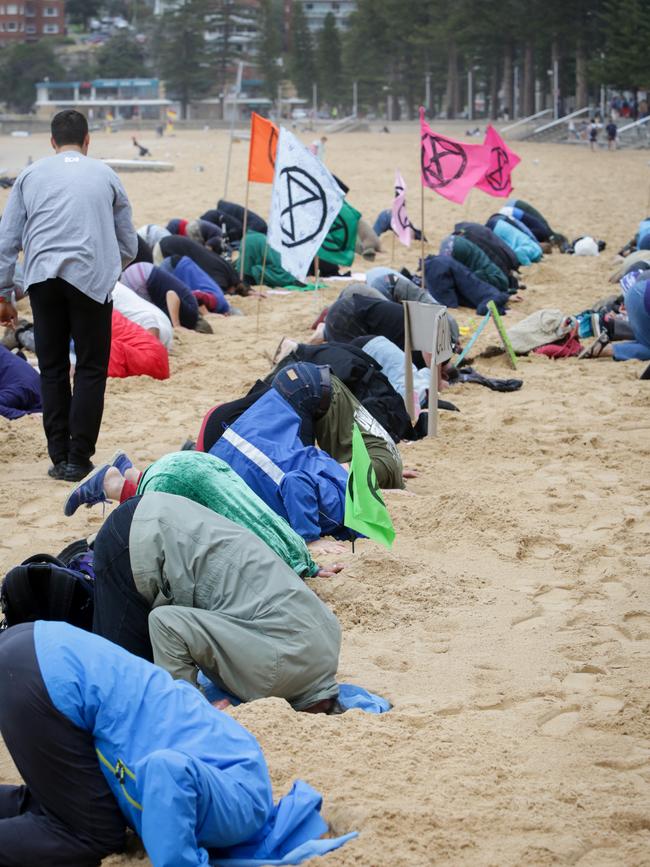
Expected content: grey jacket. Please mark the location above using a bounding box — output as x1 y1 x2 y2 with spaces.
129 493 341 710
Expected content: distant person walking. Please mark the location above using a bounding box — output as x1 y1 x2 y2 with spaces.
588 119 599 151
0 109 138 481
606 121 618 150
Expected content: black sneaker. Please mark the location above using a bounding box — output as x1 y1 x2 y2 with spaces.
48 461 68 480
64 461 94 483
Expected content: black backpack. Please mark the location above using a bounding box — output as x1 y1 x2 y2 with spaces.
0 551 94 632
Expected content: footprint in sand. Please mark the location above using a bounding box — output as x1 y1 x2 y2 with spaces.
622 611 650 640
538 705 581 736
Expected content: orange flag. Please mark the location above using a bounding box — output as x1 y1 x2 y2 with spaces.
248 112 278 184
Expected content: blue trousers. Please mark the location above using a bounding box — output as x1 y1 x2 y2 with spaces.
613 282 650 361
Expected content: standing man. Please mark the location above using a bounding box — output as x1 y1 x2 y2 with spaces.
0 110 138 481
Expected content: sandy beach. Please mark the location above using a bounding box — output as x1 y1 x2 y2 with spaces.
1 126 649 866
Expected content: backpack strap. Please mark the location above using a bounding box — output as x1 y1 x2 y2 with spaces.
41 565 77 622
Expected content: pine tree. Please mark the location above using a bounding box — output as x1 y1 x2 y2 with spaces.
154 0 215 118
316 13 342 108
289 1 315 100
256 0 282 100
95 32 149 79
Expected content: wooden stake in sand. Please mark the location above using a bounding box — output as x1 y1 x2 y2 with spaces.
420 181 426 274
486 300 518 369
402 300 453 438
239 177 250 280
255 240 270 336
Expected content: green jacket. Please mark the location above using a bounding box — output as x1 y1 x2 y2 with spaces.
137 451 318 578
315 376 404 490
452 235 509 292
129 493 341 710
235 231 303 288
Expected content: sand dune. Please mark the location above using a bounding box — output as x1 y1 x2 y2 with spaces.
1 128 649 866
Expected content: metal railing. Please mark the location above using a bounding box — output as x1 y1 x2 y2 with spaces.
501 108 551 134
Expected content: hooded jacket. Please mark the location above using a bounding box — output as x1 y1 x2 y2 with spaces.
210 389 349 542
136 451 318 578
128 493 341 710
32 620 353 867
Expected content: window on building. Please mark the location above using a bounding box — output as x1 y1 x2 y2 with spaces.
25 3 35 14
25 23 35 32
6 20 17 29
332 1 340 8
44 5 58 15
43 22 58 32
6 3 18 13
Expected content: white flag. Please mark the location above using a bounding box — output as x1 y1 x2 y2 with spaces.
267 127 344 282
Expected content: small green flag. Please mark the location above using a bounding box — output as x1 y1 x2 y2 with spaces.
344 424 395 548
318 201 361 266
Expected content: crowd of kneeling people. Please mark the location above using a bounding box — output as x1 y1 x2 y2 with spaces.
1 196 649 865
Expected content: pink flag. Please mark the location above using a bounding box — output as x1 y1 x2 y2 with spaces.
475 125 521 198
419 107 489 204
390 171 412 246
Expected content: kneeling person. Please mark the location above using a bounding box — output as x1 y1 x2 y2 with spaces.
92 492 341 712
0 621 351 865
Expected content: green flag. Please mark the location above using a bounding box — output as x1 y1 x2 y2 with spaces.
318 201 361 266
344 424 395 548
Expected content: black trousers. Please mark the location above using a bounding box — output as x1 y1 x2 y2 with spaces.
92 496 154 662
29 278 112 465
0 623 126 866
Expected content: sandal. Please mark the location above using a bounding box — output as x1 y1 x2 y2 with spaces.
578 331 610 359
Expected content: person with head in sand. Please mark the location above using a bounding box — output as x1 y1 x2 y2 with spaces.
63 449 342 578
270 361 406 490
0 109 138 482
579 273 650 362
91 492 342 713
0 620 353 865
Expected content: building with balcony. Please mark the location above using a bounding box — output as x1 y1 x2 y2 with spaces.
0 0 65 45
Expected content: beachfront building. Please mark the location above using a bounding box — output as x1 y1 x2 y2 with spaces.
34 78 172 121
286 0 355 32
0 0 64 45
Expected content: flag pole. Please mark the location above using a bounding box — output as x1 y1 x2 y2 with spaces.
420 182 425 276
239 177 250 280
256 240 269 336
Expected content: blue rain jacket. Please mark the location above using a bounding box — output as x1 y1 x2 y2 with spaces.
210 390 349 542
34 621 356 867
489 217 543 266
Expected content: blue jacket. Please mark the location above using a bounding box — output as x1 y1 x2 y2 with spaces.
211 390 349 542
423 254 511 315
35 620 272 867
173 255 230 314
637 219 650 251
489 217 543 266
33 621 356 867
0 345 42 420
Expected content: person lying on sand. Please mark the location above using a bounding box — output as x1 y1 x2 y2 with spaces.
120 261 208 331
91 492 342 712
200 387 352 544
271 361 407 490
64 449 341 578
0 621 353 865
579 273 650 362
131 135 150 157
